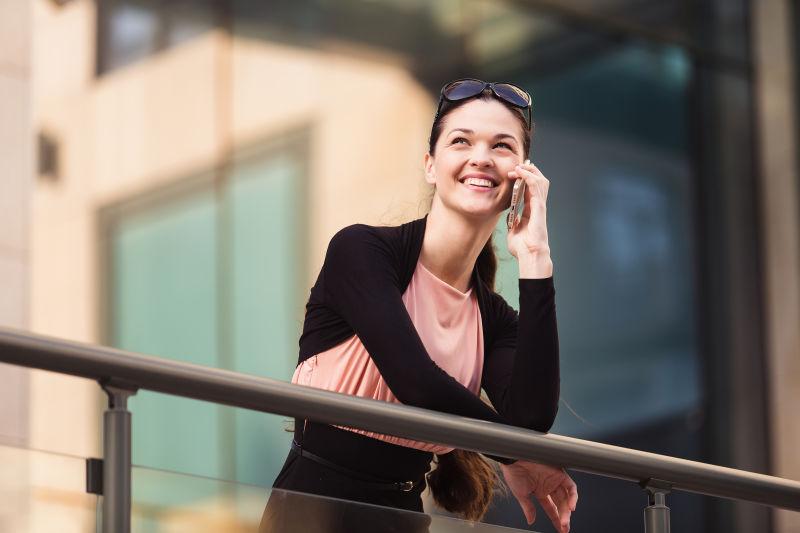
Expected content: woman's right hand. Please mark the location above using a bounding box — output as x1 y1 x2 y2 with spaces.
500 460 578 532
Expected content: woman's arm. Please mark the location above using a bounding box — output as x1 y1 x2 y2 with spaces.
481 280 560 432
321 224 509 424
484 159 560 431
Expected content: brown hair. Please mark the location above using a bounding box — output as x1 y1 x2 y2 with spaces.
423 88 532 521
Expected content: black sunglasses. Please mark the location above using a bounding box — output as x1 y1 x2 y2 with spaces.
433 78 532 129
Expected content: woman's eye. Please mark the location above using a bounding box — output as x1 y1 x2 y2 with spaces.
450 137 514 151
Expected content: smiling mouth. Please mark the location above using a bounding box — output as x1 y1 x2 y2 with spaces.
459 176 499 189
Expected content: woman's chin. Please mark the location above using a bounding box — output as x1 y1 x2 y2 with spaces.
435 191 508 221
452 201 505 221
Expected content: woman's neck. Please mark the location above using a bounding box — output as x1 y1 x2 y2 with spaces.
419 200 500 293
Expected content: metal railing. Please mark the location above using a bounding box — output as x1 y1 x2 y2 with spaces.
1 326 799 532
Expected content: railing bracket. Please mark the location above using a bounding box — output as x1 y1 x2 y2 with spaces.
640 478 671 533
99 378 139 406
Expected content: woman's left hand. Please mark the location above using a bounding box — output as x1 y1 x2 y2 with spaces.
506 160 553 278
500 459 578 533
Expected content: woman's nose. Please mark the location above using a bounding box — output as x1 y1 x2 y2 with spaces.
468 148 494 167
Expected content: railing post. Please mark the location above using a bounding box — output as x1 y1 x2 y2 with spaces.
641 479 671 533
100 381 137 533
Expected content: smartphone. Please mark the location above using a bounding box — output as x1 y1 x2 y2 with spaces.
506 178 527 231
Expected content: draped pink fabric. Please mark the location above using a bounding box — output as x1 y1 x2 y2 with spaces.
292 261 484 453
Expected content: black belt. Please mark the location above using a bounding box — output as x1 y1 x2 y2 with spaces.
290 440 422 492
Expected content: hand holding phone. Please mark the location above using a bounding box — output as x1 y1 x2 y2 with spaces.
506 159 529 231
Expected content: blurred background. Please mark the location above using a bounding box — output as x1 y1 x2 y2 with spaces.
0 0 798 532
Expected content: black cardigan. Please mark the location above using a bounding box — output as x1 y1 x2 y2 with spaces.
295 215 559 470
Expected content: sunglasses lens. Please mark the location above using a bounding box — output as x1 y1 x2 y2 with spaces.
493 83 531 107
443 79 486 101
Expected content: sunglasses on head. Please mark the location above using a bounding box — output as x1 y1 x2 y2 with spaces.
434 78 532 129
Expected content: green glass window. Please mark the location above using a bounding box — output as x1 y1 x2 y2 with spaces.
105 134 308 490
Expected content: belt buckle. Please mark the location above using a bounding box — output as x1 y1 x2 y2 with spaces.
398 480 415 492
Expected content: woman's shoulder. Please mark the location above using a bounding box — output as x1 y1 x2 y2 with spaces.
330 216 425 245
325 224 395 264
327 217 426 258
324 216 427 286
329 221 386 245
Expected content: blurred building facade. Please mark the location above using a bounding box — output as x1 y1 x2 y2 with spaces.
0 0 798 532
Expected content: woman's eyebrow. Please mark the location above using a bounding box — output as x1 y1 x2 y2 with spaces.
448 128 518 141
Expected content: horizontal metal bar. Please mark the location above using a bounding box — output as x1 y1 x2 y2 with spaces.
1 326 798 511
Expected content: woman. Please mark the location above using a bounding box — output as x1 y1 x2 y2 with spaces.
260 79 578 533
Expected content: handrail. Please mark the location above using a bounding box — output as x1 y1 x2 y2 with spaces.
1 326 799 513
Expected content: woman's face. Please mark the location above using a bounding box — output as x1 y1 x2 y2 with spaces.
424 98 526 220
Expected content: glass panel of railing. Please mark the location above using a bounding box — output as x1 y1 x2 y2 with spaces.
130 464 536 532
0 443 99 533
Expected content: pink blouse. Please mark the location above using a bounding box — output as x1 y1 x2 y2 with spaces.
292 261 484 453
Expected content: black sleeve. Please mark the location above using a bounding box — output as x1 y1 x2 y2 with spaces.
321 225 508 426
481 278 560 434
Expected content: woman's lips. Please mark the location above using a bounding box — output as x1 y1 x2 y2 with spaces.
461 181 498 192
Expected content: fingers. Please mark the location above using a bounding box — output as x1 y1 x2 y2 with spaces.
553 489 573 532
559 471 578 512
516 160 547 182
512 492 537 525
553 473 578 532
509 161 549 204
506 159 530 180
538 494 565 533
519 193 532 222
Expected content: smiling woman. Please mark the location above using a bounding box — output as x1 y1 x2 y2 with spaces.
259 80 577 533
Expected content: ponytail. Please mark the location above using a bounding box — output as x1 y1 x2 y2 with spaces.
426 449 500 521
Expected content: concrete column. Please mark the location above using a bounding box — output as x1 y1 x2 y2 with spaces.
0 0 32 448
752 1 800 532
0 1 32 532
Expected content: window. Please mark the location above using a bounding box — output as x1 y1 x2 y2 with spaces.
103 131 309 487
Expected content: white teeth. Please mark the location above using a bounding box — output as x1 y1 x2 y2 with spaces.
464 177 494 188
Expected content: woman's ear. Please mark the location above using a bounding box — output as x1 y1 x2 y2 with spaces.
423 152 436 185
